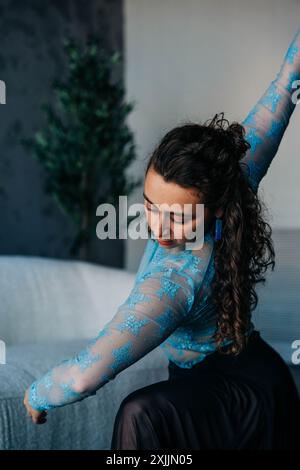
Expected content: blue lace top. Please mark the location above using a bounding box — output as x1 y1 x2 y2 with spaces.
28 27 300 411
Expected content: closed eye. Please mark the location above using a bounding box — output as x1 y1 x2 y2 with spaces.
144 202 194 223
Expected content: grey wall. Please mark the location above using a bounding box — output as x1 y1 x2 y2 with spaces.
0 0 125 267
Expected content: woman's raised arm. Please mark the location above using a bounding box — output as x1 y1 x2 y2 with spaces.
240 27 300 193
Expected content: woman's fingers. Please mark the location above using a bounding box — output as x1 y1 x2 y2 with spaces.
35 410 47 423
31 410 47 424
23 387 48 424
24 390 48 424
36 417 47 425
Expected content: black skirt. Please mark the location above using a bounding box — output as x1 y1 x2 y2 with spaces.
110 330 300 450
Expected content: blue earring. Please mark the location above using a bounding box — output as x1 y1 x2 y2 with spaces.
214 217 223 241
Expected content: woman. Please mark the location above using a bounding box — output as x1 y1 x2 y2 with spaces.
24 26 300 449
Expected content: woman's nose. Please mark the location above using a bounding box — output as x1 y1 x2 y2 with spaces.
149 211 171 239
158 213 171 239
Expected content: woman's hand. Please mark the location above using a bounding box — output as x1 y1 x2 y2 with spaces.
23 388 48 424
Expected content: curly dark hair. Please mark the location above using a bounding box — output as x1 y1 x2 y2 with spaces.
145 112 275 356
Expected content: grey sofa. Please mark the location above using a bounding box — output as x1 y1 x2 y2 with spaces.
0 229 299 449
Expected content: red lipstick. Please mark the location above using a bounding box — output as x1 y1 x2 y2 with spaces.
157 239 174 247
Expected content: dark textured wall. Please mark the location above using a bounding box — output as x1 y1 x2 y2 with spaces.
0 0 125 267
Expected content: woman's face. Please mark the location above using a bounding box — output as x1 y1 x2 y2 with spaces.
143 166 217 249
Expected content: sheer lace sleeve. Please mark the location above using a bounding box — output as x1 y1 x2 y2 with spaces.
240 26 300 193
28 256 197 411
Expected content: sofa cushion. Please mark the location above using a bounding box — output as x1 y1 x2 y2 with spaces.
0 256 135 345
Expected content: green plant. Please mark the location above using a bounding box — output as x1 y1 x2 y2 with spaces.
21 34 140 260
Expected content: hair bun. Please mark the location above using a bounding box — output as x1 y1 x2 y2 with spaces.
225 122 250 162
205 112 250 164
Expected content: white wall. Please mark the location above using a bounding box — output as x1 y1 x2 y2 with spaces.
124 0 300 272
